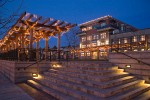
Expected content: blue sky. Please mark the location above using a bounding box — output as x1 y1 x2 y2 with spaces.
5 0 150 47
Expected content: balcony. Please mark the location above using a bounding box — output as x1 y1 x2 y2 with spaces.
95 24 118 31
76 31 86 36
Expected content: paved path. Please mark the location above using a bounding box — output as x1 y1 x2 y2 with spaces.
0 72 33 100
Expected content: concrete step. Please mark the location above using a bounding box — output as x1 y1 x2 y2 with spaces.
116 84 150 100
40 75 144 97
44 71 137 89
33 78 102 100
53 65 118 71
44 71 129 83
132 88 150 100
27 80 76 100
49 68 124 76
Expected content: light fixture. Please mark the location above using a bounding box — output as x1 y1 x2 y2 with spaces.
32 73 38 77
125 65 131 68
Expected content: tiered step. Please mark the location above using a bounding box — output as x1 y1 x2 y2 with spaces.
27 61 150 100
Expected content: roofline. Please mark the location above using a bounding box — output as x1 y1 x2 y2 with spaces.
79 15 112 26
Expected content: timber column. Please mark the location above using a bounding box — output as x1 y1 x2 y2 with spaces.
45 37 49 61
57 32 61 61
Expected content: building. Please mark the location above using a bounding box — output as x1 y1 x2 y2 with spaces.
76 15 150 60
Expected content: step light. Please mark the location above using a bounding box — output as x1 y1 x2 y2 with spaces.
125 65 131 68
32 73 38 77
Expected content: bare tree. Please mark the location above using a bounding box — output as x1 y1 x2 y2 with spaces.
0 0 24 36
64 26 79 49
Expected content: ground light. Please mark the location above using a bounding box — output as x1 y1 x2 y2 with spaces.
52 64 62 68
125 65 131 68
32 73 38 77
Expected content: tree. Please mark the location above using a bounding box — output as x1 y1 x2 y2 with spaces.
64 26 79 49
0 0 24 36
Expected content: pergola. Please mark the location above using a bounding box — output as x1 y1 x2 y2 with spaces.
0 12 76 61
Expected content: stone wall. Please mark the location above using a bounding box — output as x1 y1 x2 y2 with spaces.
109 51 150 83
0 60 51 83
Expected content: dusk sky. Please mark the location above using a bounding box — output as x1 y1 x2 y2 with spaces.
5 0 150 47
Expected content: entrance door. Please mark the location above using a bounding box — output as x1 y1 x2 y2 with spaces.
92 52 98 59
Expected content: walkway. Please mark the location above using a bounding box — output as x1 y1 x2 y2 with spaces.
0 72 33 100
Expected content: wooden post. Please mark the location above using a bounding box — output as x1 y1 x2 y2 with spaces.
36 40 39 61
45 37 49 61
57 32 61 61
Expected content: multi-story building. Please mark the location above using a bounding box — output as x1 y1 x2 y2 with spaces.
76 15 150 60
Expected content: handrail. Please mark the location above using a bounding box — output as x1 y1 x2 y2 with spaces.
115 49 150 66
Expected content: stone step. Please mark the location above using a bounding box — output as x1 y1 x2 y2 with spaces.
44 71 137 89
53 65 118 71
44 71 129 83
42 74 143 97
132 89 150 100
49 68 124 76
33 78 102 100
27 80 77 100
116 84 150 100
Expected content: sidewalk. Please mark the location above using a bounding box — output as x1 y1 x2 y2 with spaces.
0 72 33 100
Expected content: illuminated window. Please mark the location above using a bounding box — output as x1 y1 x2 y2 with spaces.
87 44 91 47
81 53 84 56
82 45 86 48
81 37 86 42
93 35 99 40
87 52 90 56
92 42 97 47
132 36 137 42
87 26 92 30
124 38 128 43
87 36 92 41
100 33 106 39
82 28 86 31
97 40 101 46
140 35 145 41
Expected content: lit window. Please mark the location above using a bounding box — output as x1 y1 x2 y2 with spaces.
87 52 90 56
87 26 92 30
92 42 97 47
82 28 87 31
140 35 145 41
81 53 84 56
87 36 92 41
124 38 128 43
132 36 137 42
81 37 86 42
100 33 106 39
97 40 101 46
93 35 99 40
87 44 91 47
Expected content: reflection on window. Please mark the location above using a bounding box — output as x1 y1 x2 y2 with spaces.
93 34 99 40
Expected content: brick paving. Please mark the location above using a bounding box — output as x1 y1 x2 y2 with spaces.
0 72 33 100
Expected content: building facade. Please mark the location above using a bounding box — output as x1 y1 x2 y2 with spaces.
76 16 150 60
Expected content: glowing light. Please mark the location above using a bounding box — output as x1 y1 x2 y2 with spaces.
125 65 131 68
32 73 38 77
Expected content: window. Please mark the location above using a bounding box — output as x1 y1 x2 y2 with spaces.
93 35 99 40
92 42 97 47
87 52 90 56
140 35 145 41
124 38 128 43
81 53 84 57
81 28 86 31
87 44 91 47
87 26 92 30
101 22 106 27
121 24 124 31
87 36 92 41
81 37 86 42
100 33 106 39
132 36 137 42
